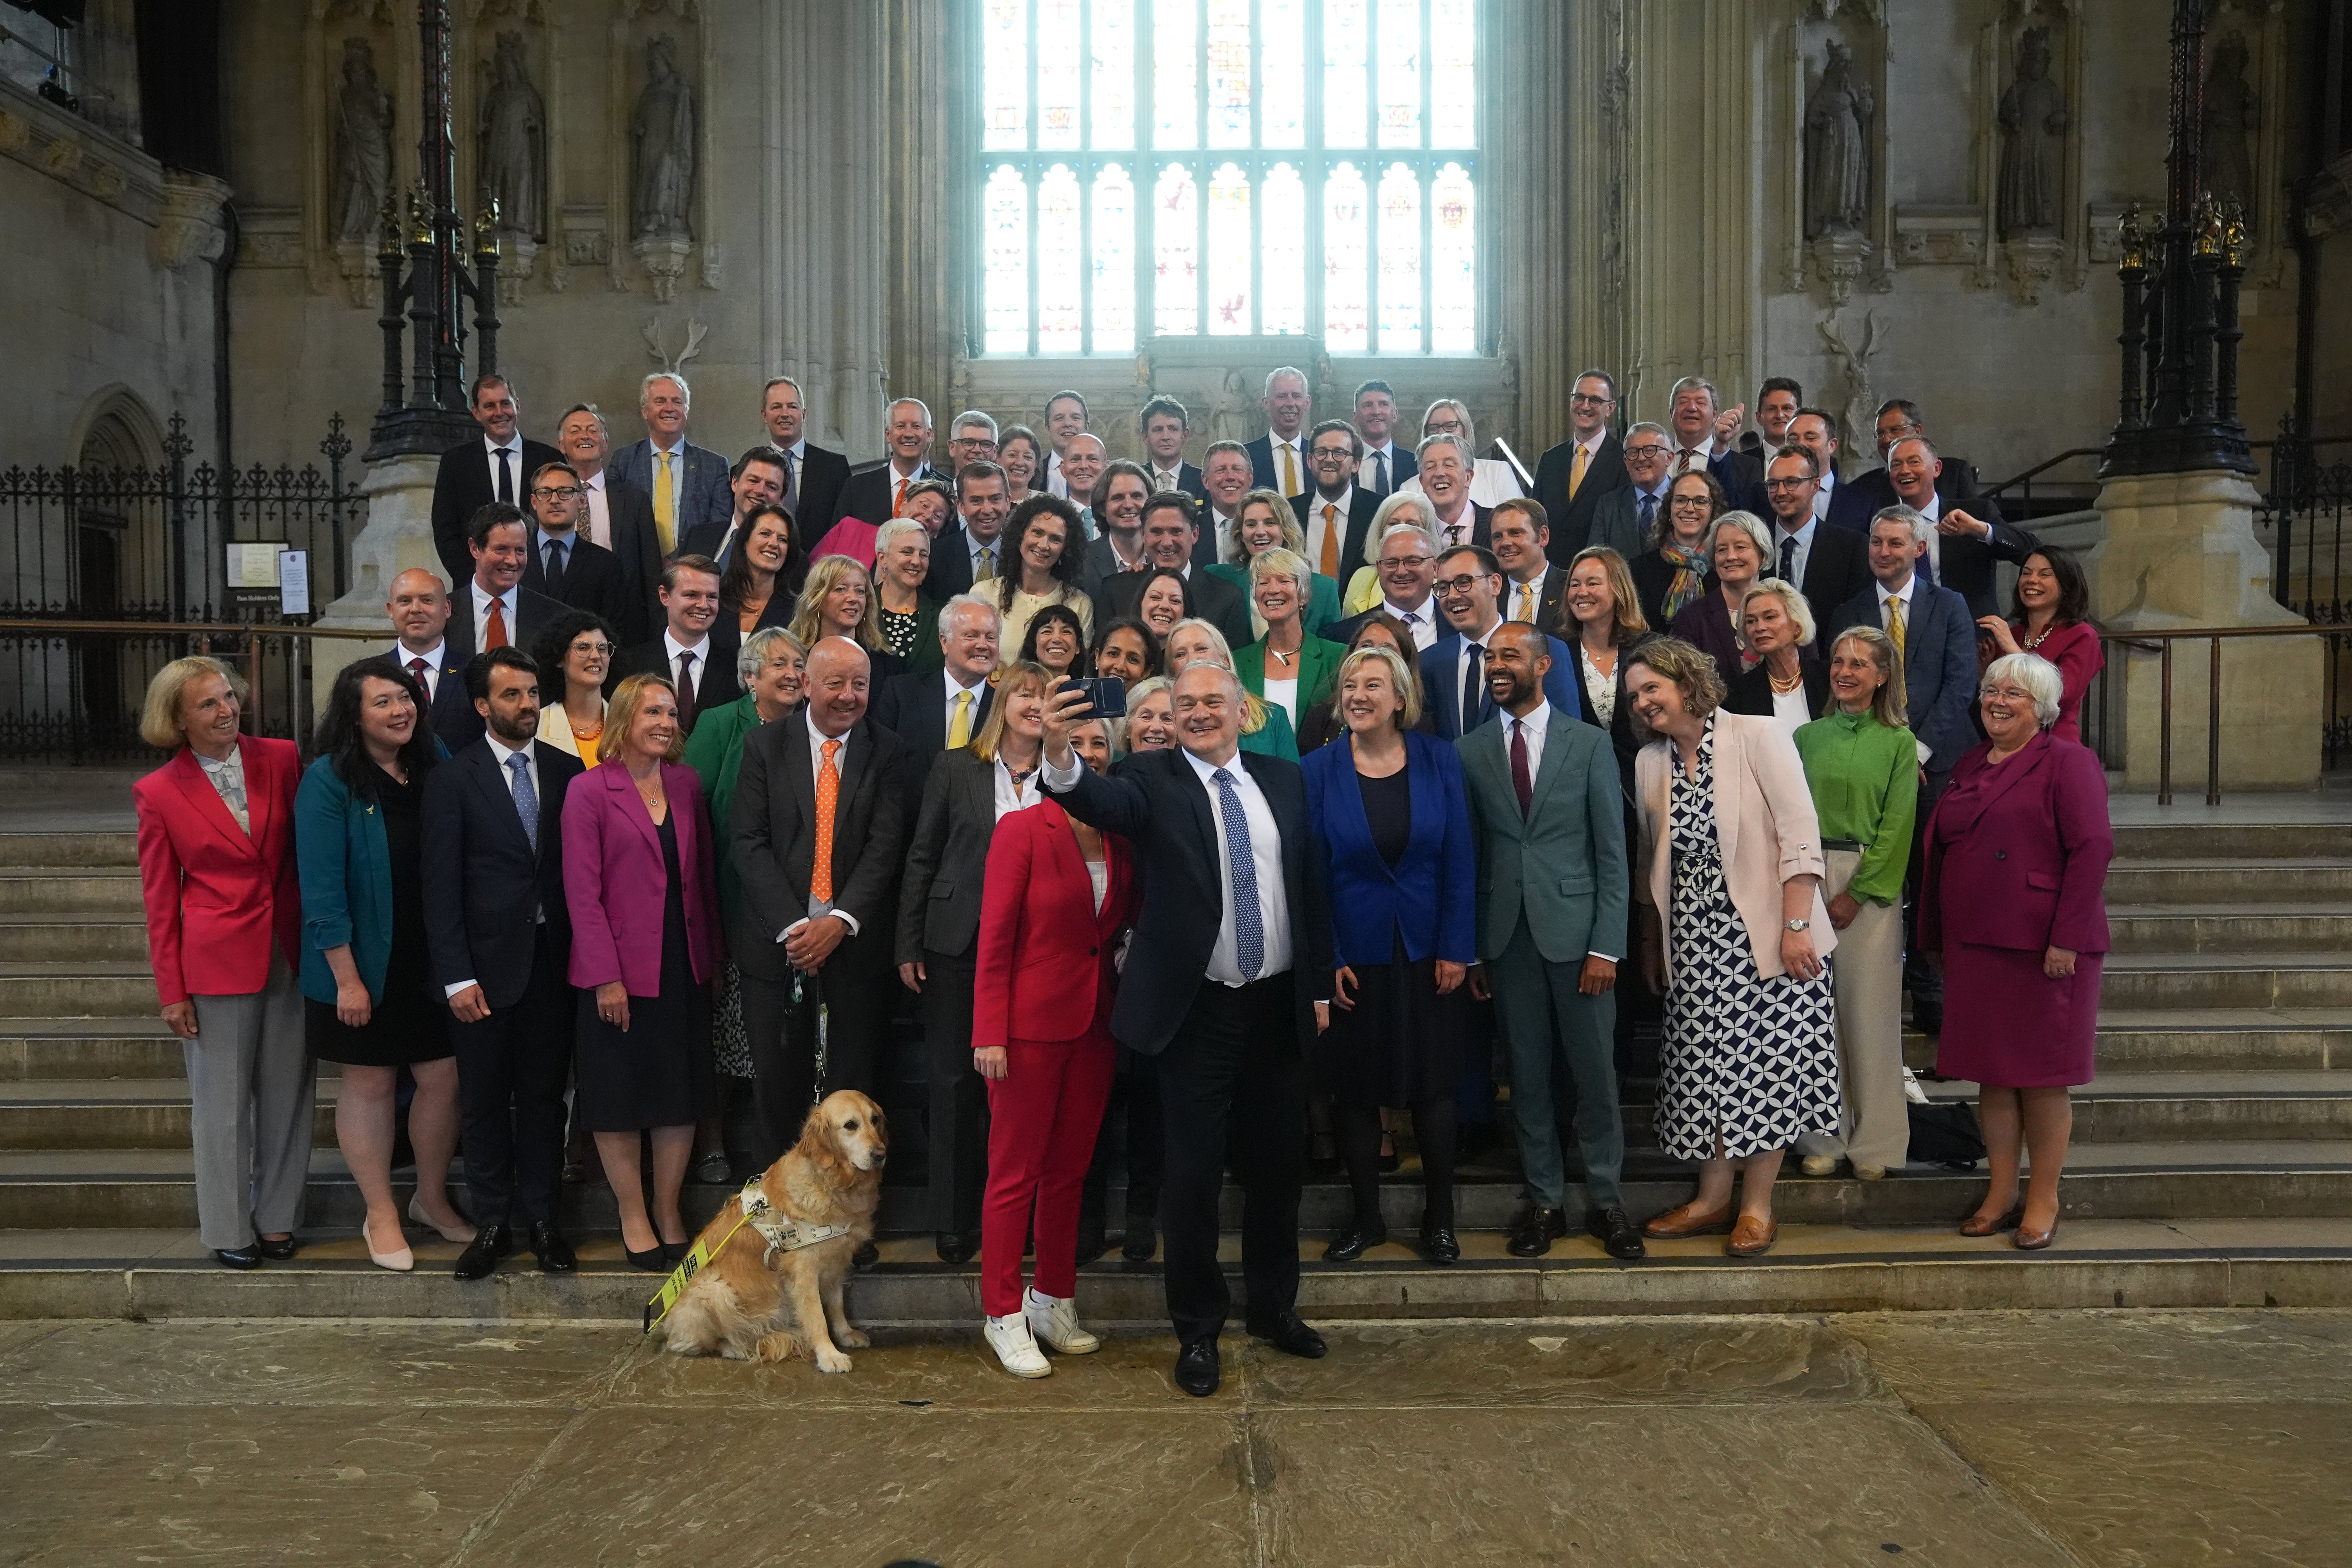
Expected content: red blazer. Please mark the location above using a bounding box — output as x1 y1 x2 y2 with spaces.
133 738 303 1007
562 759 724 996
1921 732 2112 956
970 801 1138 1049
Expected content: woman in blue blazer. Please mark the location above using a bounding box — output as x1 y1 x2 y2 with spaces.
1301 644 1477 1265
295 656 466 1272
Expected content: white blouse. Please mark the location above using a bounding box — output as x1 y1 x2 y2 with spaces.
1579 644 1617 728
1086 858 1109 915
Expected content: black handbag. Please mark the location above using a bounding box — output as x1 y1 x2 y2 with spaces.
1906 1100 1987 1169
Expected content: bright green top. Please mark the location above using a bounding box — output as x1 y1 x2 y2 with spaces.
1793 707 1918 907
1239 699 1300 762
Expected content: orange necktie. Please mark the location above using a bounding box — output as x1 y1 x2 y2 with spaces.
892 477 907 518
484 597 509 650
811 738 842 904
1319 503 1339 577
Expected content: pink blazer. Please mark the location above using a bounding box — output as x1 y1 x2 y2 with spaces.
562 759 724 996
133 738 303 1006
1635 710 1835 978
1920 733 2112 956
808 517 880 573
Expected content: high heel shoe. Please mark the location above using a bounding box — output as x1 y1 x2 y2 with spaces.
625 1241 670 1272
364 1212 415 1272
407 1194 474 1244
2014 1214 2060 1250
1959 1203 2025 1238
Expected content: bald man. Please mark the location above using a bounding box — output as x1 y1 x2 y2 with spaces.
386 567 477 741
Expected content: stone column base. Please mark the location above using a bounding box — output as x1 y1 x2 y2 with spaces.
309 453 447 715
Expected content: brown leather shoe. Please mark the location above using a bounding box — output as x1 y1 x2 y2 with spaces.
1726 1214 1779 1257
1642 1201 1735 1239
1959 1203 2024 1238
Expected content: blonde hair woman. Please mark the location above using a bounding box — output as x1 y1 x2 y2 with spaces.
1163 617 1298 760
1724 578 1827 739
1206 487 1343 635
1233 547 1344 730
788 555 895 670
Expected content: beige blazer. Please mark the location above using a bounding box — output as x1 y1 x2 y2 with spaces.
537 700 586 760
1635 710 1835 978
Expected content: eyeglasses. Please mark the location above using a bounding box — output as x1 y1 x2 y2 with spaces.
1668 495 1713 510
1568 393 1613 406
1381 553 1434 570
1432 573 1491 597
1624 445 1670 460
531 486 581 501
1764 477 1812 491
570 641 615 657
1311 447 1354 461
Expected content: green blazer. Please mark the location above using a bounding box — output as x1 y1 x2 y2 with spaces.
1234 635 1345 714
682 690 769 919
899 596 946 674
1204 562 1343 636
1455 713 1630 965
292 754 396 1005
1239 699 1300 762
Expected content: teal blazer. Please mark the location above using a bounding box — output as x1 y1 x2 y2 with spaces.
1234 635 1346 714
682 690 769 920
293 754 396 1005
1239 700 1300 762
1456 714 1630 965
1204 562 1343 637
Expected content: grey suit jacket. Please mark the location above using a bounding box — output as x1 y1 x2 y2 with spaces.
607 438 734 540
1457 713 1630 966
1580 485 1654 564
895 748 1006 964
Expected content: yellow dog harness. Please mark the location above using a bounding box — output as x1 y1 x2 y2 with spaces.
641 1179 858 1333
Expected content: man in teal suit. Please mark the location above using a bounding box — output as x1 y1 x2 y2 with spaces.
1457 621 1644 1261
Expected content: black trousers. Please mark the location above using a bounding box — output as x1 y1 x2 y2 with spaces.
1154 973 1305 1346
1903 766 1955 1016
451 924 573 1227
742 958 894 1168
1080 1060 1163 1236
922 947 989 1238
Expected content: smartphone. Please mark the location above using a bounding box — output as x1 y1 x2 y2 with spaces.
1065 676 1128 719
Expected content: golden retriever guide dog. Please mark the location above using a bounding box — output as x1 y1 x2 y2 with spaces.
661 1091 887 1372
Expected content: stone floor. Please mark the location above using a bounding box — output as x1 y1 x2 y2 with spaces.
0 1310 2344 1567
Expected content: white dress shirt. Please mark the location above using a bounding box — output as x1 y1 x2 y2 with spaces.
1045 450 1068 499
662 628 712 704
1671 434 1725 476
483 433 524 505
1265 432 1307 494
1361 440 1401 495
942 668 988 738
991 756 1044 818
396 638 449 700
1209 509 1243 563
580 469 613 549
1502 701 1617 961
472 581 520 644
1432 502 1479 550
1508 572 1548 625
1914 487 1947 580
1773 517 1818 588
1383 599 1439 651
1150 462 1185 495
1812 469 1841 526
780 721 863 939
1302 487 1355 572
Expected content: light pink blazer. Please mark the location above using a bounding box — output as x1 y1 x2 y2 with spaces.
1634 710 1835 978
562 759 724 997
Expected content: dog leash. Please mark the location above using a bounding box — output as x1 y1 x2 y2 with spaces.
642 1178 857 1334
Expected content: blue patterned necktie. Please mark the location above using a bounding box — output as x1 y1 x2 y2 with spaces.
507 751 539 855
1211 766 1264 981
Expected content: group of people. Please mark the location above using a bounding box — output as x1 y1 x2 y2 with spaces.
131 359 2115 1392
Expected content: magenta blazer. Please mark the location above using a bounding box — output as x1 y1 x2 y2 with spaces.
808 517 880 573
1920 732 2112 957
562 759 724 996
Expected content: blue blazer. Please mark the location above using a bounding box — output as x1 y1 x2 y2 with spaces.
1420 630 1579 740
1301 730 1476 970
1826 577 1979 773
293 754 397 1005
608 437 734 539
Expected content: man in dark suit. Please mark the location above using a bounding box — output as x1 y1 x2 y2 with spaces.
1784 409 1878 533
1350 378 1417 499
1664 374 1766 516
871 594 1000 816
431 375 561 590
1321 522 1443 652
604 554 739 734
760 375 852 541
1290 420 1383 584
1849 399 1992 518
1458 620 1642 1261
834 397 949 533
1489 500 1569 635
1140 394 1206 501
444 505 568 750
1417 432 1492 553
555 403 660 643
1531 369 1630 561
923 461 1014 601
1093 494 1254 652
1197 441 1255 568
606 372 732 557
1584 421 1675 562
1039 662 1335 1396
1761 449 1874 633
678 446 789 565
1421 545 1577 739
730 637 910 1174
520 459 629 627
1883 435 2038 617
1245 366 1314 498
385 566 476 745
421 646 584 1280
1733 376 1805 462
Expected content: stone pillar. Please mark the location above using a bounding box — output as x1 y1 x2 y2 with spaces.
309 455 444 711
2089 468 2321 790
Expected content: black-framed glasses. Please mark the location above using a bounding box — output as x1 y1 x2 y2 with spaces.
1624 444 1670 460
1381 553 1434 570
531 486 581 501
1432 573 1490 597
1764 477 1812 492
1568 393 1613 406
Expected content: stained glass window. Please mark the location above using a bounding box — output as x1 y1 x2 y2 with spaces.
977 0 1478 356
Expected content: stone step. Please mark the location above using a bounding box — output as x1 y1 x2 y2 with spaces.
0 869 147 915
0 1018 187 1079
2094 1008 2352 1072
2107 903 2352 954
4 1217 2348 1323
1924 1073 2352 1141
2103 858 2352 904
2111 822 2352 860
0 1079 341 1150
0 915 150 964
0 962 163 1018
2100 952 2352 1011
0 830 138 869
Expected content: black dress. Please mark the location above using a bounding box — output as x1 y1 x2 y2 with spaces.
1314 768 1468 1108
305 768 450 1068
572 813 716 1131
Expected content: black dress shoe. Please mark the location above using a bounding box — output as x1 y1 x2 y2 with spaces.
1249 1312 1328 1359
1585 1206 1648 1261
624 1243 669 1272
1173 1338 1222 1397
453 1224 513 1281
1073 1226 1109 1266
935 1232 977 1265
212 1245 263 1271
1121 1219 1158 1262
255 1235 298 1261
529 1220 577 1273
1506 1206 1568 1258
853 1240 880 1268
1322 1225 1387 1263
1419 1227 1461 1265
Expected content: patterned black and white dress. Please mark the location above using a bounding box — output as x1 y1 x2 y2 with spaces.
1655 718 1841 1161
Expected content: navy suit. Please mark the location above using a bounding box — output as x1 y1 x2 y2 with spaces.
430 435 563 590
1290 489 1384 581
1708 446 1769 517
441 586 569 751
1421 630 1579 741
1532 434 1630 561
1815 474 1881 533
606 438 734 545
1827 578 1980 776
1246 433 1311 495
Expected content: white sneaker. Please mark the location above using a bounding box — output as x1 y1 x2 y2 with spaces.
1025 1287 1102 1354
984 1313 1053 1378
1902 1066 1930 1105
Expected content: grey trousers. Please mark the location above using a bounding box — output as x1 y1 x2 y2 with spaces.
1490 922 1624 1212
185 957 314 1250
1798 848 1911 1173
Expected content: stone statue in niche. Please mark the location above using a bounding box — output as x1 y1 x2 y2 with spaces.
631 36 697 241
1804 40 1874 239
476 31 546 241
2201 31 2257 223
331 37 393 242
1998 27 2069 238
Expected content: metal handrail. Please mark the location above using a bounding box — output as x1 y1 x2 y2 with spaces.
1984 434 2352 503
2094 622 2348 805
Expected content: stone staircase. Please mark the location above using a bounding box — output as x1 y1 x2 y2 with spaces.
2 784 2348 1325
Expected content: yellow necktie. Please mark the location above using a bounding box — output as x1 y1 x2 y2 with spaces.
1319 503 1339 578
975 545 996 583
653 450 676 553
947 690 974 749
1513 581 1535 623
1568 444 1588 500
1886 597 1908 712
1280 442 1299 496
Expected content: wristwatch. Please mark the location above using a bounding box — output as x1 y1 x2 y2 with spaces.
1784 918 1810 933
